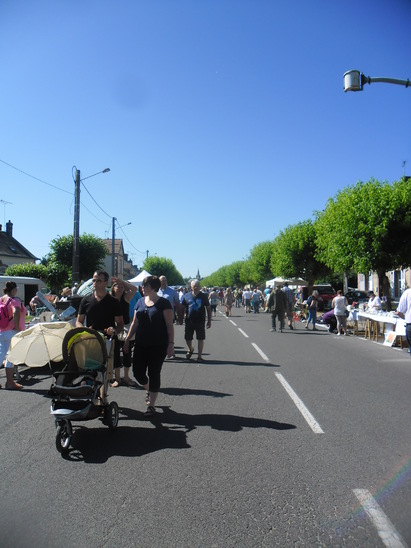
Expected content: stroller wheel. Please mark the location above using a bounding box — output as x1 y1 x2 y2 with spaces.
55 421 72 454
105 401 119 430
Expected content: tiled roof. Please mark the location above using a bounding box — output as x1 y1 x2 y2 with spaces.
0 232 38 261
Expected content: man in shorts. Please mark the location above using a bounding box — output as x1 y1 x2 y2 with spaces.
181 280 212 363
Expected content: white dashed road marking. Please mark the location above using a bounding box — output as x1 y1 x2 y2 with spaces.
275 373 324 434
251 342 269 362
353 489 406 547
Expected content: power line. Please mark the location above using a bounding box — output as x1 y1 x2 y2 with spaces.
1 157 146 256
116 221 146 256
0 158 72 194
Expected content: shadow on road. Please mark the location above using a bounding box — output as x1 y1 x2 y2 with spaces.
60 406 296 462
161 387 232 398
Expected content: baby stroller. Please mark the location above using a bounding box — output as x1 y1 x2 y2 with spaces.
50 327 119 454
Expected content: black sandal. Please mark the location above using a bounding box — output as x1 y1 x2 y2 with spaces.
186 350 194 360
144 405 156 417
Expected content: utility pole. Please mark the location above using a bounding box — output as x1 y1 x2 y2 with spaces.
72 169 81 284
112 217 116 278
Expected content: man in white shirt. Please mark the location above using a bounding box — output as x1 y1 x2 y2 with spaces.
396 288 411 354
242 289 252 313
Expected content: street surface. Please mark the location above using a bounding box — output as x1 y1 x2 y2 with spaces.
1 306 411 547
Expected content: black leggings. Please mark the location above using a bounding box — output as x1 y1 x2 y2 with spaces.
113 338 132 369
132 344 167 393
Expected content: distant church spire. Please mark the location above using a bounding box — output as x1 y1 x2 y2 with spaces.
196 268 200 280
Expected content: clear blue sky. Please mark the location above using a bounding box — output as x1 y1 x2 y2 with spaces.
1 0 410 279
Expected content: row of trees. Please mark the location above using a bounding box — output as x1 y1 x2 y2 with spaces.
6 178 410 293
202 178 411 292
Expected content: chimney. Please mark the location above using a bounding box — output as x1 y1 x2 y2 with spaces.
6 220 13 238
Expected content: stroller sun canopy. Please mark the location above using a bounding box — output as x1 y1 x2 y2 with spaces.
62 328 108 371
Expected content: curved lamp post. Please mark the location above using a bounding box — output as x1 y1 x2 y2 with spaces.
72 167 110 284
344 70 410 92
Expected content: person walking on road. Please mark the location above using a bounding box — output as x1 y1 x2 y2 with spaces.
396 287 411 355
267 286 287 332
208 287 219 317
181 280 212 363
0 280 26 390
110 277 138 387
305 290 319 330
123 276 174 417
224 288 234 317
158 275 181 326
282 282 295 329
242 288 252 313
332 290 349 336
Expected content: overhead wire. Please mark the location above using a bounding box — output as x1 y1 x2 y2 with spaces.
0 158 72 194
2 157 146 255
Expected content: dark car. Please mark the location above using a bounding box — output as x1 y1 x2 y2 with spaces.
345 290 368 305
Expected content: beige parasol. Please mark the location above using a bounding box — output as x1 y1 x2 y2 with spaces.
7 322 74 367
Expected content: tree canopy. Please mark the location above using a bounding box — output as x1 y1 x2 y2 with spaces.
315 178 411 288
43 233 107 291
142 256 184 286
270 220 330 286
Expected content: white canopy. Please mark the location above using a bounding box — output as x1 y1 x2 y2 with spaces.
128 270 151 286
266 276 308 287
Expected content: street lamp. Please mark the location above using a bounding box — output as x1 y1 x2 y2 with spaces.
72 167 110 284
344 70 410 92
112 218 132 277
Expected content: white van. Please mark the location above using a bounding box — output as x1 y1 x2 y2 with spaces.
0 276 50 306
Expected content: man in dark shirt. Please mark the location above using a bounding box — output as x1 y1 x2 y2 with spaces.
76 270 124 337
181 280 211 363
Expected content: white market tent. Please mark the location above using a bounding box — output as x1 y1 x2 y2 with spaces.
128 270 151 286
266 276 308 288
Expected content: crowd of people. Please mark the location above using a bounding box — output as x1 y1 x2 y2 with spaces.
1 274 410 417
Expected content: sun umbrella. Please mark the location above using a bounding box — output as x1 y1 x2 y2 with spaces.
7 321 74 367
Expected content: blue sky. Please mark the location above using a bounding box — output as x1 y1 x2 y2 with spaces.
1 0 410 279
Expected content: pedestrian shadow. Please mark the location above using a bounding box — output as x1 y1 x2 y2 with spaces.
121 405 296 433
62 421 191 463
60 405 296 462
194 358 280 368
161 387 232 398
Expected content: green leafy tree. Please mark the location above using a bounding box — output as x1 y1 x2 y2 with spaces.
246 241 274 286
270 220 330 287
239 259 255 286
315 178 411 293
43 233 107 290
224 260 245 287
142 256 184 285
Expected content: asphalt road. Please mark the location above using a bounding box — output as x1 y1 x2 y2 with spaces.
1 306 410 547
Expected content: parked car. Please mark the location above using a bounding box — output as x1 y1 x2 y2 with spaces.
313 284 337 310
302 284 336 311
345 290 368 306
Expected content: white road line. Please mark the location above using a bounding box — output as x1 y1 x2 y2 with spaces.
275 373 324 434
229 320 237 326
252 342 269 362
238 328 249 338
353 489 406 547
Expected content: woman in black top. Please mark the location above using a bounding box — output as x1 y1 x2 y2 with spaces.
124 276 174 417
110 278 137 387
